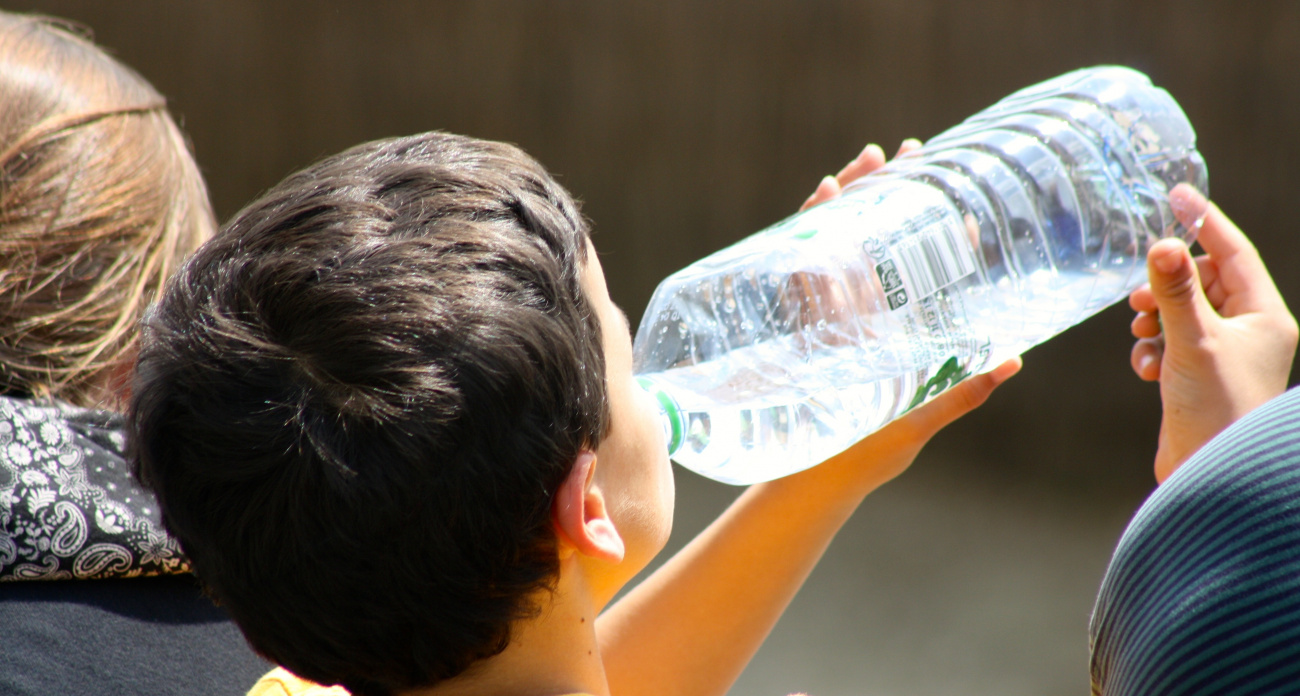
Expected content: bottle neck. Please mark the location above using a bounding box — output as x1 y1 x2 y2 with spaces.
636 376 684 457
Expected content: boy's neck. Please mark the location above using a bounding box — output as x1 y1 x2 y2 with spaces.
404 554 611 696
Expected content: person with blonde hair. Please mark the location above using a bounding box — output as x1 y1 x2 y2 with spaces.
0 18 210 407
0 12 267 695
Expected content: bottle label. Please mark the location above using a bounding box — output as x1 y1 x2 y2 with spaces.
904 293 980 367
904 356 972 411
867 204 976 311
857 195 990 391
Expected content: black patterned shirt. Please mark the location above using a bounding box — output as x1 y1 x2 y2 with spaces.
0 395 187 581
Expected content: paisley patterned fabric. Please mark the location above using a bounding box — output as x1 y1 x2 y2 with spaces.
0 395 187 580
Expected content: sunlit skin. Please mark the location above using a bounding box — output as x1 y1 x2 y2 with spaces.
579 244 678 603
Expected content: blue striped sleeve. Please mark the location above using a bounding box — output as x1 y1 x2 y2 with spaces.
1090 387 1300 696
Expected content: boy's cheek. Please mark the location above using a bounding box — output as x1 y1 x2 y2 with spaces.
617 382 677 552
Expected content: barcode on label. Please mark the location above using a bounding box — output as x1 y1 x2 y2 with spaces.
892 207 975 302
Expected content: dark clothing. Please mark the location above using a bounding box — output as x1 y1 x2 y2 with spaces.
0 396 184 580
1090 386 1300 695
0 396 268 695
0 575 269 695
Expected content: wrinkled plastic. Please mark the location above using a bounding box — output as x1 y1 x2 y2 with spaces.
633 66 1209 485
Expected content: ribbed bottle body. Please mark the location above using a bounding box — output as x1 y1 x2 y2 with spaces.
633 66 1208 485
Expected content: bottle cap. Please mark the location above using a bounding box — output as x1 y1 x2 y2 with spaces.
636 376 684 457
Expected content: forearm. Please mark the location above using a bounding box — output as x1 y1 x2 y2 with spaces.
596 436 911 696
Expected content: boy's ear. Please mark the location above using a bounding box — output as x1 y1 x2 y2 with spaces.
552 451 625 563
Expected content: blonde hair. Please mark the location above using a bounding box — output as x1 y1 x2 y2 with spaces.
0 13 214 407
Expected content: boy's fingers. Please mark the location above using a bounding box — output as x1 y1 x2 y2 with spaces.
1146 238 1215 345
985 356 1023 385
896 138 922 158
1131 338 1163 382
835 143 886 188
905 357 1021 434
800 176 840 211
816 139 922 203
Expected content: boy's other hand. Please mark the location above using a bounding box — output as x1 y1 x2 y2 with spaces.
1129 185 1298 482
800 139 921 211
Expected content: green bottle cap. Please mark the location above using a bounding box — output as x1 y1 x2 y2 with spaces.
636 376 684 456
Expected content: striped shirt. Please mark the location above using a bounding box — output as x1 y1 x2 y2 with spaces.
1090 387 1300 695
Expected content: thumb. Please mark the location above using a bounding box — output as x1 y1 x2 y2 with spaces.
1147 238 1215 343
900 357 1022 436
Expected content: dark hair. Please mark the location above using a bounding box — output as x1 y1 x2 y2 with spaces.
0 12 214 407
129 132 609 695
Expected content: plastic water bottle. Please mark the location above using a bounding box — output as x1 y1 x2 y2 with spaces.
633 66 1208 485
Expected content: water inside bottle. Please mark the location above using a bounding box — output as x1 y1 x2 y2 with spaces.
637 266 1124 484
633 66 1208 485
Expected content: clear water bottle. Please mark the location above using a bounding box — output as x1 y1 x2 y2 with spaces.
633 66 1209 485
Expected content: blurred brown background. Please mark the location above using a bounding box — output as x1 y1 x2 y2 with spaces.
14 2 1299 694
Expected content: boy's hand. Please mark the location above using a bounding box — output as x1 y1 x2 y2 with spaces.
800 139 921 211
1129 185 1298 482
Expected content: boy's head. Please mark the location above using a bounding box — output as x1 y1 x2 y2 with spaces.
130 132 673 695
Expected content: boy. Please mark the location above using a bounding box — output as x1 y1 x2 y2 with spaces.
129 132 1019 696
